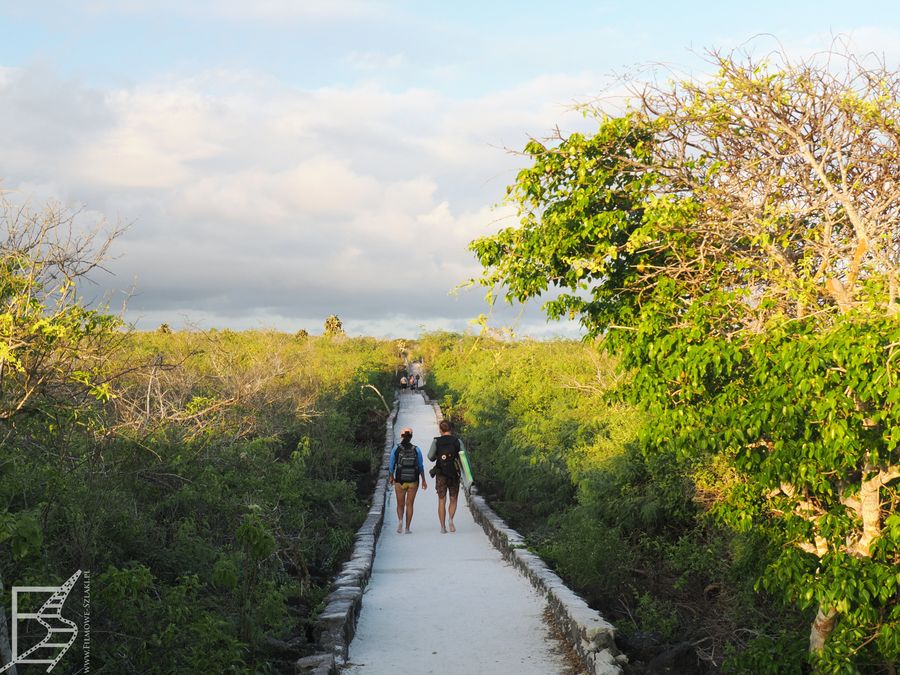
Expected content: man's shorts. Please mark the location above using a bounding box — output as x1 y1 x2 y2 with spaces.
435 474 460 499
394 481 418 491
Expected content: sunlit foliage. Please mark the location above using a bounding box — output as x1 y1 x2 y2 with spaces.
471 47 900 670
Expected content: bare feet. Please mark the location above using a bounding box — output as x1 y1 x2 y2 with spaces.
449 522 456 533
397 522 403 533
405 527 411 534
440 527 447 534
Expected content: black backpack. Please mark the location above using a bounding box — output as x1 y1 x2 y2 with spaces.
434 435 461 480
395 442 419 483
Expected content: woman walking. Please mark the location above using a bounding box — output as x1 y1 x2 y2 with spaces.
389 427 427 533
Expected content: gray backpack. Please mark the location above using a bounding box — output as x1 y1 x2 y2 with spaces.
395 443 419 483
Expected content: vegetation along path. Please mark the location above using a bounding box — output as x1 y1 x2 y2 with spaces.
344 389 574 674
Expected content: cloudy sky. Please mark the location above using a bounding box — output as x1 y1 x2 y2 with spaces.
1 1 898 337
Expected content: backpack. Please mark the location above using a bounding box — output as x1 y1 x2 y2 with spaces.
434 435 461 480
395 442 419 483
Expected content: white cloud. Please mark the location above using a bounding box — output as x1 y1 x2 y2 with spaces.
215 0 380 20
174 158 383 224
0 63 612 335
82 0 384 21
346 51 406 72
76 87 228 188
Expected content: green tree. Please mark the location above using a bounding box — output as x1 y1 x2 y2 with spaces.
0 198 122 423
395 339 408 358
323 314 345 338
0 196 122 668
471 47 899 670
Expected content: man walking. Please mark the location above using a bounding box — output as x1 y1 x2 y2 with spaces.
428 420 466 533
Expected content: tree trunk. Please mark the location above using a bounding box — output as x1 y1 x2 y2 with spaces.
856 465 899 555
0 569 17 675
809 605 837 653
856 472 882 555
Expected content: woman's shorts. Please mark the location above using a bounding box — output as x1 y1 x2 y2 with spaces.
395 481 418 491
435 475 460 499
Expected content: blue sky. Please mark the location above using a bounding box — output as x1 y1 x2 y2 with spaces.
4 2 896 91
1 1 898 336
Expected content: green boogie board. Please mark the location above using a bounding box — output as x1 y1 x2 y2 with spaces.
458 449 474 490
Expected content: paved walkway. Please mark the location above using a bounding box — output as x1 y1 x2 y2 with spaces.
345 390 571 674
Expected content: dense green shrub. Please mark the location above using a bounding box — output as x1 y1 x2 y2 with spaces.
1 329 397 672
422 333 809 672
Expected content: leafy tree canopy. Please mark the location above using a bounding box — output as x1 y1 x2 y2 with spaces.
471 46 900 670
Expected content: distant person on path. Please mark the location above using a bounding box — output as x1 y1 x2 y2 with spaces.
428 420 465 533
400 375 408 389
389 427 427 533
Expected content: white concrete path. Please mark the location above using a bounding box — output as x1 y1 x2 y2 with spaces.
345 390 571 675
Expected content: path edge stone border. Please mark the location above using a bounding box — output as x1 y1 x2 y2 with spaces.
430 396 628 675
295 395 399 675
